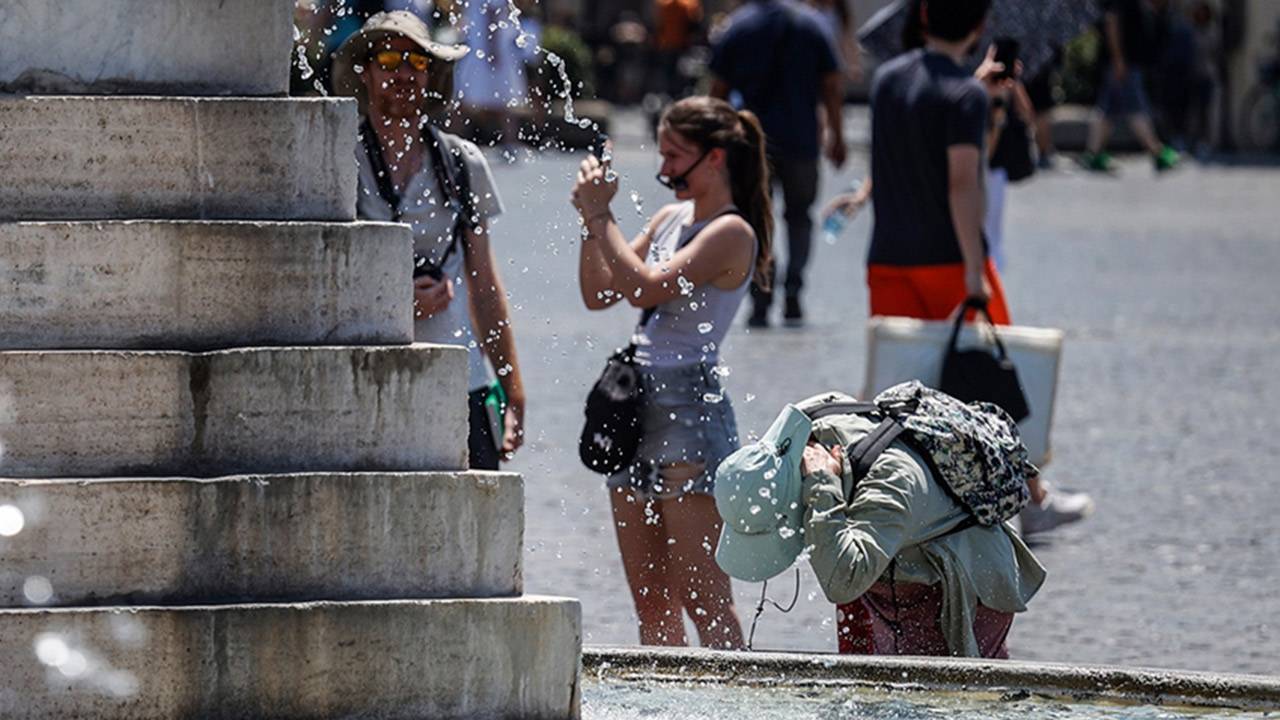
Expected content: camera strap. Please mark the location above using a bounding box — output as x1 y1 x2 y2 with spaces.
360 120 477 270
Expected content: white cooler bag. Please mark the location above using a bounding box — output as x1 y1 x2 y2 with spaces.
864 316 1064 466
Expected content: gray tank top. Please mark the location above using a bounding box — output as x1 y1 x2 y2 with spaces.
633 202 754 368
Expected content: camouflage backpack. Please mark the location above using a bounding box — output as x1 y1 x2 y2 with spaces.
801 381 1035 528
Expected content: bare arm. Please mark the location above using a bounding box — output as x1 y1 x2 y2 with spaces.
1104 11 1126 77
589 215 753 308
821 71 847 168
947 145 988 300
578 207 662 310
574 156 753 308
464 226 526 455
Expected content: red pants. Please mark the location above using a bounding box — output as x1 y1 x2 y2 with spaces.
836 581 1013 658
867 259 1011 325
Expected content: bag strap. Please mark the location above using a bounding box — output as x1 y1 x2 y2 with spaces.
361 121 477 269
948 297 1011 362
845 418 979 550
845 417 907 484
359 120 404 221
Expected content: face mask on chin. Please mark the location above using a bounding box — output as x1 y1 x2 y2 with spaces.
656 149 712 192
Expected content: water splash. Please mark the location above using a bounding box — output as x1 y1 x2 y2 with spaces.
504 0 595 131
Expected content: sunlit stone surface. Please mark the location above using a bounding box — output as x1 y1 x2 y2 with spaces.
0 97 357 222
0 221 413 350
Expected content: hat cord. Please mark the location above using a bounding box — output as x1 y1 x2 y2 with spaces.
746 568 801 651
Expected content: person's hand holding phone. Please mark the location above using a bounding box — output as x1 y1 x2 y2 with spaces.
572 137 619 221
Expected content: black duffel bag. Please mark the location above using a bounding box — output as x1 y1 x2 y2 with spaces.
940 298 1031 423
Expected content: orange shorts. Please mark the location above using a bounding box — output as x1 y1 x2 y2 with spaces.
867 259 1011 325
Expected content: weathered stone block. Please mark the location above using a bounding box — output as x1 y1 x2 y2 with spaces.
0 597 581 719
0 472 522 606
0 221 412 350
0 97 357 221
0 346 468 478
0 0 293 96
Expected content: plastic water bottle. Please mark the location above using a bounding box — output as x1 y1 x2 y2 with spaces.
820 181 863 245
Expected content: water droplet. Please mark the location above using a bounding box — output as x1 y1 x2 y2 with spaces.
697 322 714 334
0 505 24 536
23 577 53 605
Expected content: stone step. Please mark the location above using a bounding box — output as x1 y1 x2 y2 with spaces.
0 346 468 478
0 597 581 719
0 472 522 606
0 221 413 350
0 96 356 222
0 0 292 96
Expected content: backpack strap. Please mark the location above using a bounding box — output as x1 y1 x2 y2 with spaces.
845 416 907 484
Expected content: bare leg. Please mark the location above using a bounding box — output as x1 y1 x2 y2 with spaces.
658 464 746 650
610 487 687 646
1127 114 1166 156
1034 111 1055 158
1086 109 1112 154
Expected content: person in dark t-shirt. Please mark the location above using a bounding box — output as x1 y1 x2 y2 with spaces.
1081 0 1180 172
709 0 846 327
863 0 1011 324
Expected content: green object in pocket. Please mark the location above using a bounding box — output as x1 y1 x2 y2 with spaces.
483 380 506 451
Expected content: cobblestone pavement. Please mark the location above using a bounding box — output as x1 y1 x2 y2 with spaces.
489 111 1280 676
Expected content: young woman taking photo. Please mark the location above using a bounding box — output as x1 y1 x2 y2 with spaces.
572 97 772 648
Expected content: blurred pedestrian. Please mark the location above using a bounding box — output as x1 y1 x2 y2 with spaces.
333 11 526 470
572 96 775 650
864 0 1008 322
1185 1 1221 157
1025 46 1063 169
1080 0 1181 173
455 0 535 158
709 0 847 328
985 69 1037 272
652 0 704 98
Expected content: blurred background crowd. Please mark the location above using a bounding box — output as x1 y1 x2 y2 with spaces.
292 0 1280 156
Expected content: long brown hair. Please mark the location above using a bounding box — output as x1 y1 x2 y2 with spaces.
659 97 774 288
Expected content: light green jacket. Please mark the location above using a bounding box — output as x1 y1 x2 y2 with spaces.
803 412 1047 657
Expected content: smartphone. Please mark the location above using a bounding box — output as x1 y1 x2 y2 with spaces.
588 132 609 161
993 38 1020 80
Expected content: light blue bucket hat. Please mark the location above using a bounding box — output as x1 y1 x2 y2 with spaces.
714 404 814 582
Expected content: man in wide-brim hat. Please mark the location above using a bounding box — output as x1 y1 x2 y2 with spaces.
332 11 528 471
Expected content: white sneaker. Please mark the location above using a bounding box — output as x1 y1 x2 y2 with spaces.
1020 482 1095 535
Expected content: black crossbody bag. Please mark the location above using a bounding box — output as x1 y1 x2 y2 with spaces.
578 306 657 475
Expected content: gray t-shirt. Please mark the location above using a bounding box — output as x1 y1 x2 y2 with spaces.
355 128 504 390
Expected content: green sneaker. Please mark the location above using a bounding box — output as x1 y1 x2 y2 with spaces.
1079 151 1116 173
1154 146 1181 173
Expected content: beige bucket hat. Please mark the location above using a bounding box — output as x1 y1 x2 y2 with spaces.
331 11 470 114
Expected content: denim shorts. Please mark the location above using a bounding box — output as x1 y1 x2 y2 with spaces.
606 362 740 501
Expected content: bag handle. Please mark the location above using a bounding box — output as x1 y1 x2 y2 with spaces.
948 296 1010 362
